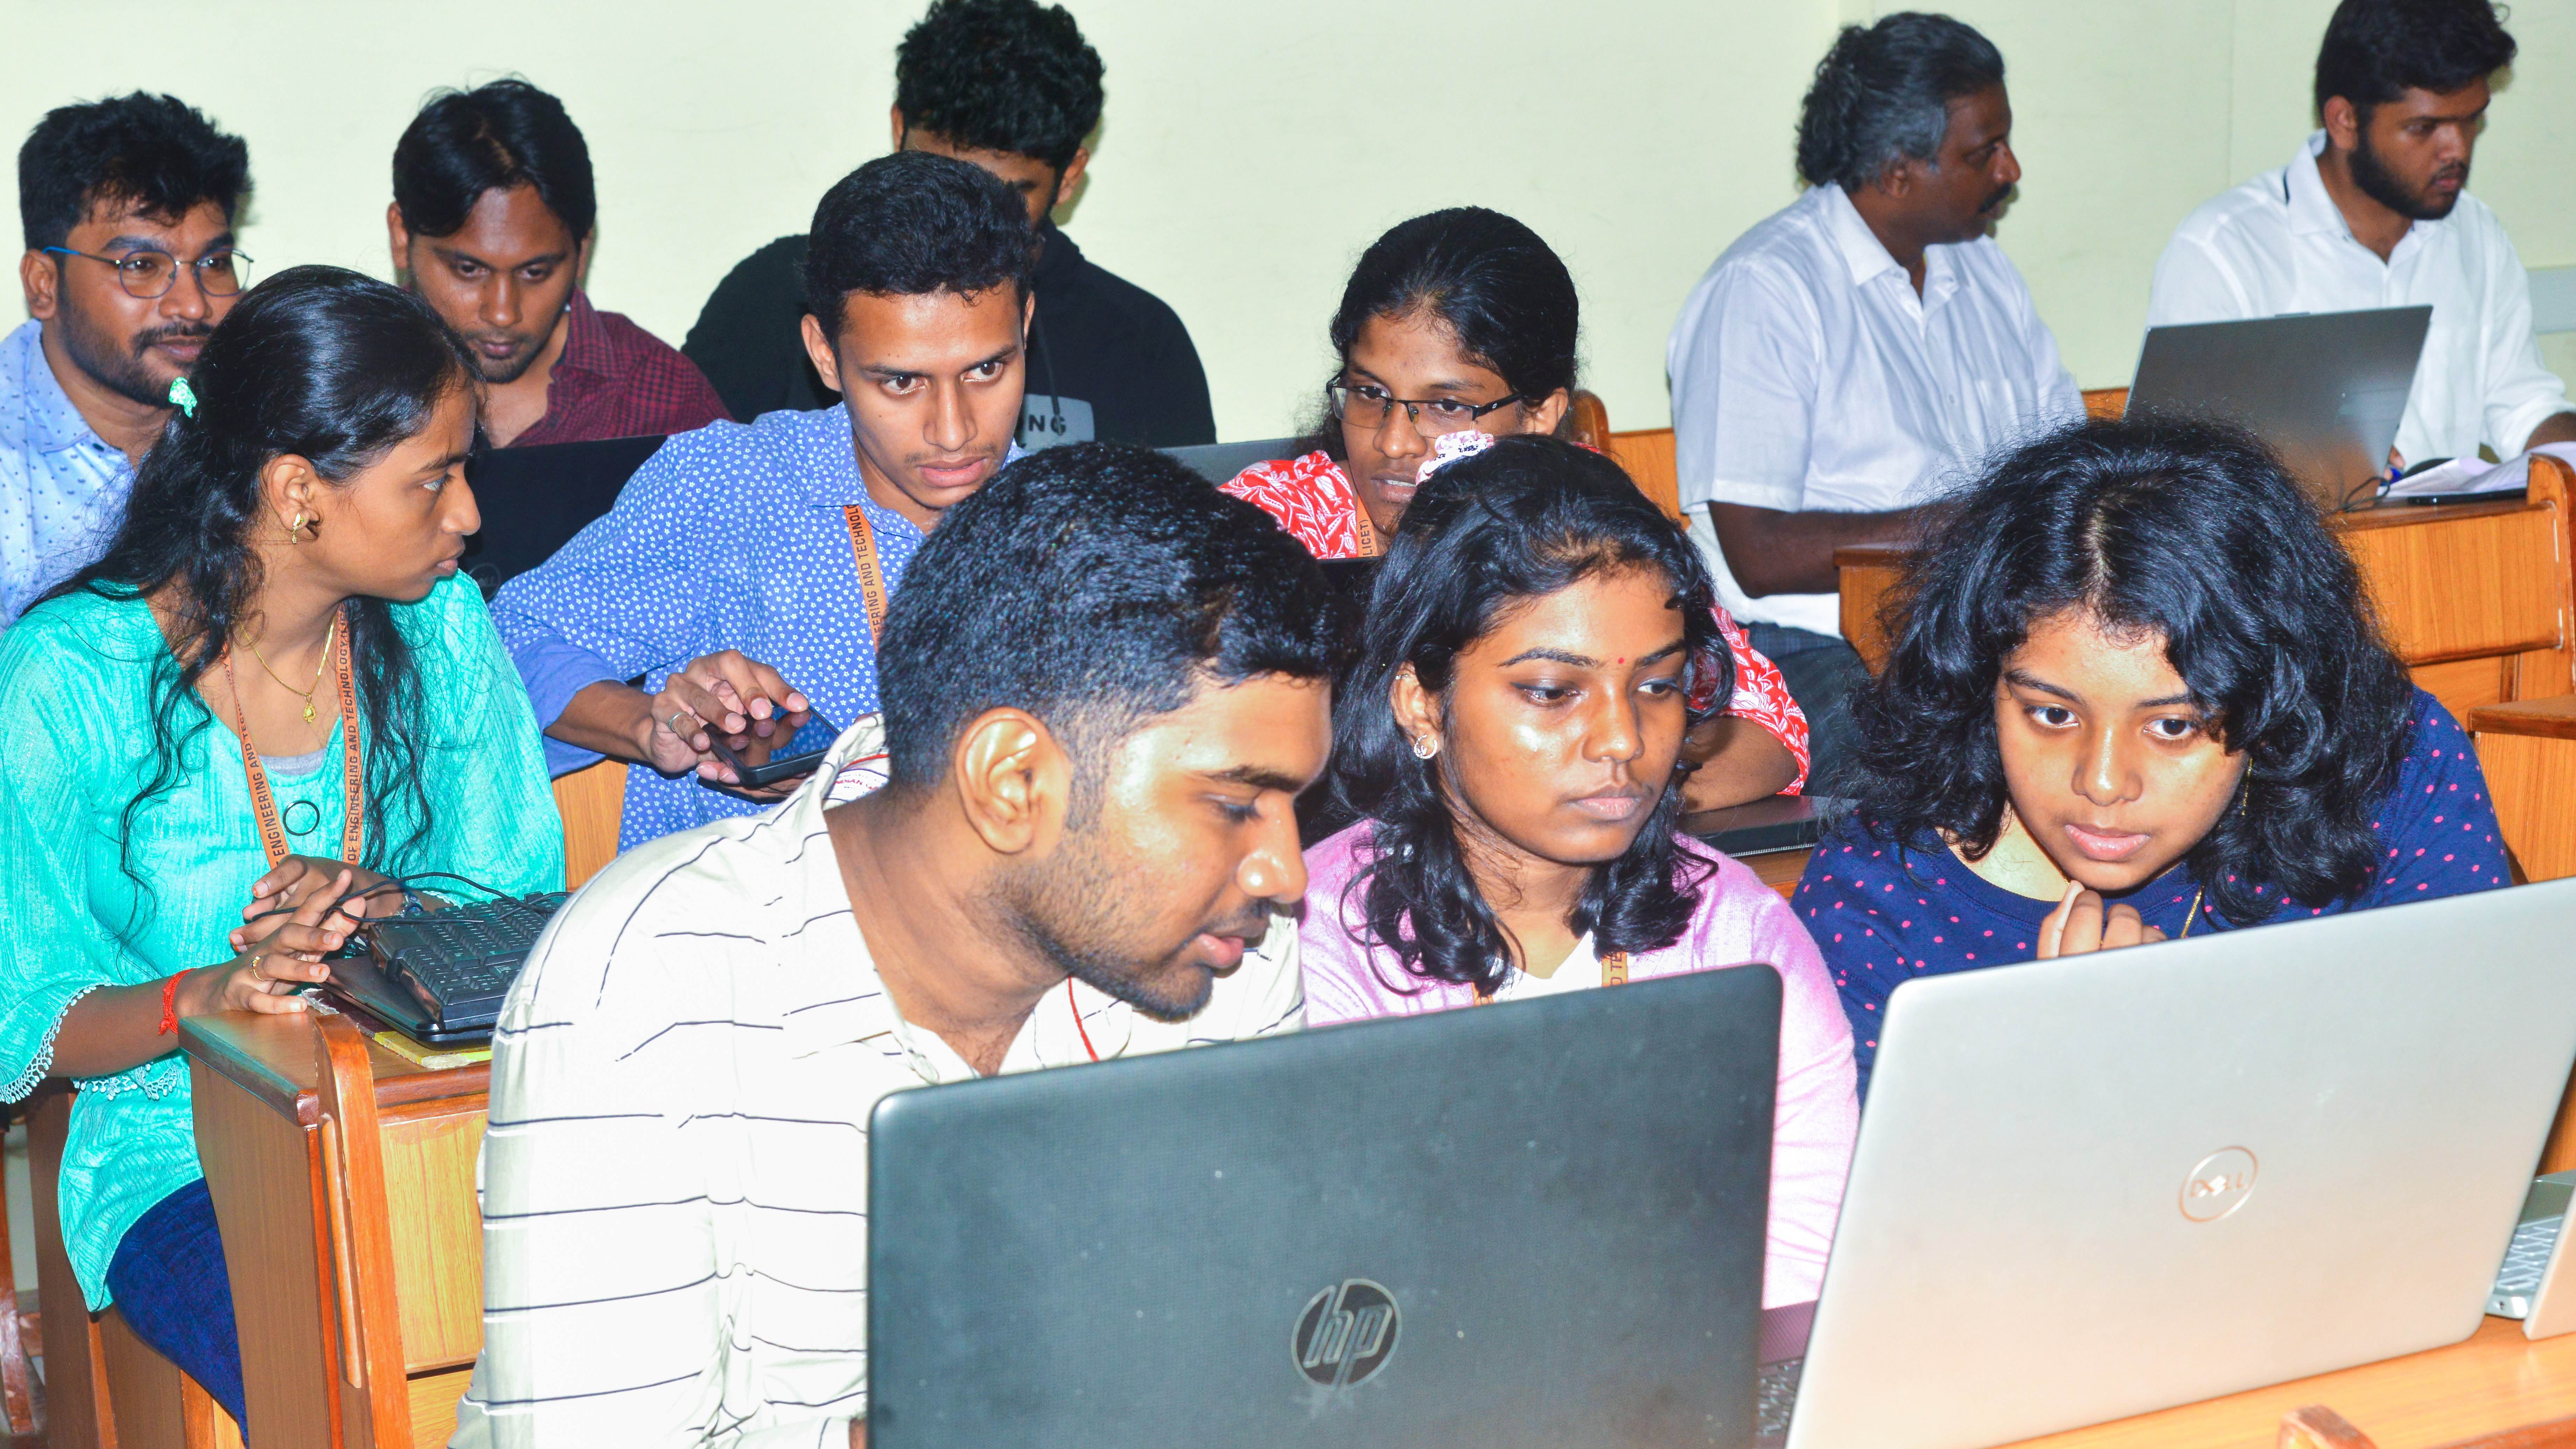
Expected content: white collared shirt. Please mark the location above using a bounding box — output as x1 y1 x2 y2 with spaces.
1666 182 2081 638
449 718 1305 1449
2146 131 2571 466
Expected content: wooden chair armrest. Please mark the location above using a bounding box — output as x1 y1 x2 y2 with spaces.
2467 695 2576 741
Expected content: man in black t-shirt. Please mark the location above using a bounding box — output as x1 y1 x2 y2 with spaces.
684 0 1217 448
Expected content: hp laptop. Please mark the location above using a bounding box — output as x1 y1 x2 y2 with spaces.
2127 306 2432 508
1783 877 2576 1449
869 968 1784 1449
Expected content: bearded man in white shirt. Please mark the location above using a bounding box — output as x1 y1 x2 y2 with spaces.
450 443 1344 1449
1668 12 2081 788
2148 0 2576 468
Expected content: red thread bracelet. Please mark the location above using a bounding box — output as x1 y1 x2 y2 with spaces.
158 973 183 1036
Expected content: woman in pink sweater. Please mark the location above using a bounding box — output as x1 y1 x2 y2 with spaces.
1300 433 1856 1307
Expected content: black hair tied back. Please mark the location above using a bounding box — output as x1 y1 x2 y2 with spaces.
41 265 479 911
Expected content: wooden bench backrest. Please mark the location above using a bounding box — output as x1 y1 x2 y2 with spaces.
552 760 627 890
1592 387 2127 529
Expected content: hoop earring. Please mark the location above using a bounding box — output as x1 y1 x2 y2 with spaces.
1410 735 1439 760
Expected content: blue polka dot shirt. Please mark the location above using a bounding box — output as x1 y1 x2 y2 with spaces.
0 320 136 626
491 405 1020 849
1795 690 2511 1096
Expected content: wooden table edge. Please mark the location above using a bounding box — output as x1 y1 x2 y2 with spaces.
182 1012 490 1125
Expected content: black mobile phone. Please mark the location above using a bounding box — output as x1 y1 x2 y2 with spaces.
701 709 842 788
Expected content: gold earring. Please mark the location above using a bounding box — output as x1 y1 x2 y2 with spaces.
286 512 309 541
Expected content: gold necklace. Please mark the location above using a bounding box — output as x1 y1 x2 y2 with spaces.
2180 885 2205 938
242 614 338 727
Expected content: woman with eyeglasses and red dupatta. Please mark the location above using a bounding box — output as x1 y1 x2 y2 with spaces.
1223 208 1811 811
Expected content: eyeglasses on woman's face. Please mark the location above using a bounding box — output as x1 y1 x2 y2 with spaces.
1329 382 1522 436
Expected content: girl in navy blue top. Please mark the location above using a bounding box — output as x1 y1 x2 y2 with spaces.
1795 418 2509 1093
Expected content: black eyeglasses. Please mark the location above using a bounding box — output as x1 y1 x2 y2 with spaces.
1329 382 1524 436
42 246 250 300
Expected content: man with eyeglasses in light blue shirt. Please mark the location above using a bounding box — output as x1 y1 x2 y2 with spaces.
5 93 250 626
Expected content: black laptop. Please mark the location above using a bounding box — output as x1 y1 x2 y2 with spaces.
325 893 568 1045
461 433 668 597
868 968 1783 1448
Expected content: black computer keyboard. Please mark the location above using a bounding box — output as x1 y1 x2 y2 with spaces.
365 893 566 1027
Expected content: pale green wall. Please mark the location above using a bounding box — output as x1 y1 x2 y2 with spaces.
5 1 2570 439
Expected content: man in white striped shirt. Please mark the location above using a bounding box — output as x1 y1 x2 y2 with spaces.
450 444 1349 1448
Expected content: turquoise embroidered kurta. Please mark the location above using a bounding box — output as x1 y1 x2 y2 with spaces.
0 573 564 1306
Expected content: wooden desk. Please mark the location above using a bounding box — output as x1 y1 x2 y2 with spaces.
1998 1315 2576 1449
170 996 2576 1449
183 1012 489 1449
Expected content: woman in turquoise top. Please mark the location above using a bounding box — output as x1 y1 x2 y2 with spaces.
0 265 562 1429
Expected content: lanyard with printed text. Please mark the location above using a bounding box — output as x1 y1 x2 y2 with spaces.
1351 502 1382 559
224 607 364 869
842 504 893 645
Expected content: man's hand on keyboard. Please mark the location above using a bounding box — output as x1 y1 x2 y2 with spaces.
232 856 393 952
188 868 369 1018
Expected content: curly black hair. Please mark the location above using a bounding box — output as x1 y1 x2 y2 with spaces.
1795 12 2004 192
1328 436 1726 998
801 150 1036 334
896 0 1104 174
19 92 249 251
1845 416 2416 926
2315 0 2515 119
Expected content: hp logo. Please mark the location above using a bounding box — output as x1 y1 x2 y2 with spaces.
2180 1147 2259 1222
1293 1279 1401 1388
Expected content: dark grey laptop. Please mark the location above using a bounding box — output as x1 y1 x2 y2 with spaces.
869 968 1785 1449
1161 435 1301 486
2127 305 2431 508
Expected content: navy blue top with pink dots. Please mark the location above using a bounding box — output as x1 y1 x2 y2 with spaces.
1796 690 2508 1096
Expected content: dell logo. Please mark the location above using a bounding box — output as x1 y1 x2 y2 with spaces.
2180 1147 2259 1222
1293 1279 1400 1388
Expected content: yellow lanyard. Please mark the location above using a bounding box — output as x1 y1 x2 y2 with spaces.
223 607 363 868
841 505 893 644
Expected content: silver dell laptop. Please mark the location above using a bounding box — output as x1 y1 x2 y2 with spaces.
2127 305 2432 508
869 968 1784 1449
1784 877 2576 1449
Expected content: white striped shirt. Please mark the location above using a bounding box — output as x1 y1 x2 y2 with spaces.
449 717 1305 1448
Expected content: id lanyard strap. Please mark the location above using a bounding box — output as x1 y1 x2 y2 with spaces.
842 505 893 644
226 607 365 869
1350 502 1381 559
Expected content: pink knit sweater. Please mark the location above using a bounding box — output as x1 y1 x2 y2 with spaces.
1299 821 1858 1307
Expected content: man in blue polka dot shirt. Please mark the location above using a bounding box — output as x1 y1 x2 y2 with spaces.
492 152 1032 849
4 94 248 626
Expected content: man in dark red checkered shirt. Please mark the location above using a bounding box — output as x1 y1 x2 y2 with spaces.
388 80 729 448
